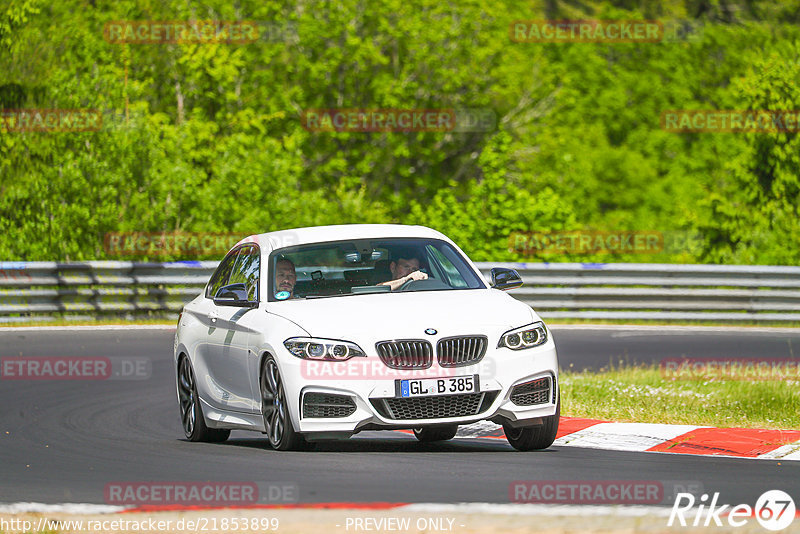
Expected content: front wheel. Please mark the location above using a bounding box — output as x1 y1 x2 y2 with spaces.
260 355 305 451
413 425 458 442
177 357 230 443
503 394 560 451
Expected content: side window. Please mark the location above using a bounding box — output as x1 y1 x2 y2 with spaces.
206 250 239 299
426 245 467 288
228 245 260 301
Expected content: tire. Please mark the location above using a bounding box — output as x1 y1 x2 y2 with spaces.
413 425 458 442
503 393 560 451
177 357 230 443
260 355 305 451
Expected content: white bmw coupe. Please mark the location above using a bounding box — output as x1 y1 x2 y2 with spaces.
174 224 560 451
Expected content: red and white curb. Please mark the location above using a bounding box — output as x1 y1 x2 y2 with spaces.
448 418 800 460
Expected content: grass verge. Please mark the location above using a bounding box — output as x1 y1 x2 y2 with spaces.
561 364 800 429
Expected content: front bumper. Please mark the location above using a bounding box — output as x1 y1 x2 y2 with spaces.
278 341 559 436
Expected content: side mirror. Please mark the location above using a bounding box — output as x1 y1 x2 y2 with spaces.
214 283 258 307
490 267 523 291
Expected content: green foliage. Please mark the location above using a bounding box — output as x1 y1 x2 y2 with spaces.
701 50 800 264
410 131 577 261
1 0 799 264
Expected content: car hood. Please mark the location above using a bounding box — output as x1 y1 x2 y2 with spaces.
266 289 537 341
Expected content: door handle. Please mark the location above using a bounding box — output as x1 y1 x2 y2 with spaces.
209 310 219 323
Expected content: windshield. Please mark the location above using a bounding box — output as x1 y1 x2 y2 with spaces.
268 238 485 301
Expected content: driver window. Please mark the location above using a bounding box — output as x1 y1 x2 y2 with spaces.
228 245 260 301
206 250 239 299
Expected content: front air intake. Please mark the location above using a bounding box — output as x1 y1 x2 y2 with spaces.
370 391 499 420
509 376 551 406
302 392 357 418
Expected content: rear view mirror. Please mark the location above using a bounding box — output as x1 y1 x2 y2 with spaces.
345 248 385 263
344 251 362 263
490 267 523 291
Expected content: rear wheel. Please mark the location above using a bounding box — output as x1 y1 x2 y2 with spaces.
177 357 230 443
413 425 458 442
503 393 560 451
261 355 305 451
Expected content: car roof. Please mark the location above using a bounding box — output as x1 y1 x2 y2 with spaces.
235 224 449 251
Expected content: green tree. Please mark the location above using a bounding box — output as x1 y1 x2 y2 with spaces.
701 50 800 264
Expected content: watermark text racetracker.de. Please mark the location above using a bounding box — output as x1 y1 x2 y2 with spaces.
1 357 151 380
301 359 495 380
104 481 298 506
103 20 258 44
0 109 102 132
509 230 704 256
510 19 705 43
509 230 663 256
661 110 800 133
510 480 703 505
103 20 296 44
661 358 800 381
510 20 662 43
301 108 496 133
104 232 242 257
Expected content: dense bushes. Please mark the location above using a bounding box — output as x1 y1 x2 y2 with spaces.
1 0 798 264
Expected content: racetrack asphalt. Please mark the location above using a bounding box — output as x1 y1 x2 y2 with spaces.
0 326 798 506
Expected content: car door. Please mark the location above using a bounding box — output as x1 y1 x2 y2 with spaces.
191 248 237 382
202 245 261 413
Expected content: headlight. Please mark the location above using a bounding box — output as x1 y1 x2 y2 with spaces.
284 337 366 361
497 322 548 350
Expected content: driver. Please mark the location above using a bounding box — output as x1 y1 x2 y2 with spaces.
379 249 428 291
275 257 298 298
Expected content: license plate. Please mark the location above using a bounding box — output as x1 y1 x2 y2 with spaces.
397 375 478 398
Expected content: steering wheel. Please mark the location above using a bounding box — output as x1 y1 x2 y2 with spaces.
398 277 452 292
398 278 418 291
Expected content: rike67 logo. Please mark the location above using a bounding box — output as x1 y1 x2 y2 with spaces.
669 490 795 531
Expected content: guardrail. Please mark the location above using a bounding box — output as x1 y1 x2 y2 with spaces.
0 261 216 323
1 261 799 323
487 262 800 322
